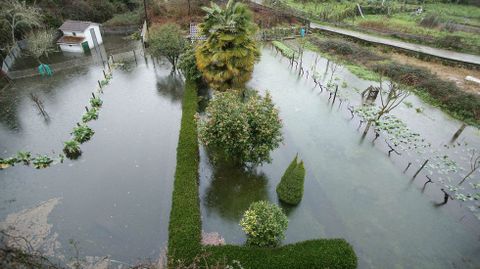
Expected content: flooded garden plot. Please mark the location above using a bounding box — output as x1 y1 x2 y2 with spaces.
0 56 183 264
199 46 480 268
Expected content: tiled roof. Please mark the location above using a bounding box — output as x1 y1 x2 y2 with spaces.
59 20 97 32
57 36 85 44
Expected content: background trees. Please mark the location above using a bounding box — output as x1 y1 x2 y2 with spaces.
148 23 186 71
195 0 260 91
0 0 41 46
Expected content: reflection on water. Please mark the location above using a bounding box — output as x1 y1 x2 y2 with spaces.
199 46 480 269
202 149 269 221
0 57 182 263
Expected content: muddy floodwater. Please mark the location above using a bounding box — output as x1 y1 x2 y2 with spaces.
0 55 182 263
199 46 480 269
1 43 479 268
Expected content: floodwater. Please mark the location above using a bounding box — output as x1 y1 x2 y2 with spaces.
0 54 182 263
11 34 139 70
1 41 479 268
199 46 480 268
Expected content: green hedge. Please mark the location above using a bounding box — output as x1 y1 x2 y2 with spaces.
168 80 357 268
168 79 202 265
206 239 357 269
276 155 306 205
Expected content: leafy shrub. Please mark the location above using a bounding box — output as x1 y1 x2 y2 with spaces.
276 155 306 205
148 23 186 71
0 157 17 169
179 45 203 81
16 151 31 165
198 91 283 165
72 125 94 143
240 201 288 247
82 108 99 123
32 155 53 169
63 140 82 159
90 97 103 108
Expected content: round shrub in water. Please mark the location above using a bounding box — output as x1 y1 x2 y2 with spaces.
240 201 288 247
276 155 306 205
198 91 283 165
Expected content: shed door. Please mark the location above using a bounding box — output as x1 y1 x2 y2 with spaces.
81 41 90 53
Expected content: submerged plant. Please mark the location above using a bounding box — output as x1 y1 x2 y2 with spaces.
72 124 94 143
32 155 53 169
16 151 31 165
90 97 103 108
63 140 82 159
240 201 288 247
82 108 99 123
0 157 17 169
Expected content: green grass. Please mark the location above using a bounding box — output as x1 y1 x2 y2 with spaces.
168 79 357 268
424 3 480 26
277 0 480 54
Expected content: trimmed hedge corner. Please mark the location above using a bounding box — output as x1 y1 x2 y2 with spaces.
276 155 306 205
168 80 357 268
168 79 202 266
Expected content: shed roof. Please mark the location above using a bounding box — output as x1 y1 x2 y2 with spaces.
59 20 97 32
57 36 85 44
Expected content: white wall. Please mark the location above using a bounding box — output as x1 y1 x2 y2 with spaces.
84 25 103 49
59 44 83 53
62 31 85 37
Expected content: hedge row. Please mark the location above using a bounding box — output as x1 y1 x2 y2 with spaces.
168 79 202 266
205 239 357 269
168 80 357 268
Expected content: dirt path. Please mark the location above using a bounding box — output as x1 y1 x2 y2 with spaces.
385 52 480 95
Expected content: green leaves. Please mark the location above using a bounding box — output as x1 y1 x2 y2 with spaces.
82 108 99 123
72 124 94 144
198 91 283 165
63 140 81 159
196 0 260 91
240 201 288 247
32 155 53 169
148 23 186 71
276 155 306 205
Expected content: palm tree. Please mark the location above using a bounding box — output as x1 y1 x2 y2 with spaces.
195 0 260 91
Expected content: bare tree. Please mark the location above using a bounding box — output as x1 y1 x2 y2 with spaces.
363 79 410 135
458 149 480 185
0 0 41 46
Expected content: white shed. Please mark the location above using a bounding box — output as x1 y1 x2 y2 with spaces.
57 20 103 53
